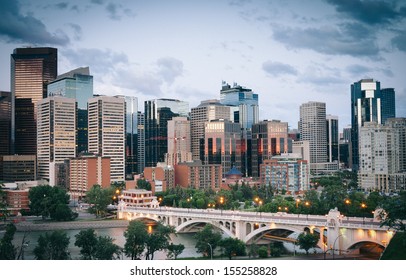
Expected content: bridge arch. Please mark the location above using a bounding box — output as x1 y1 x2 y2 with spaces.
175 219 235 238
244 224 302 244
346 239 386 250
127 214 161 223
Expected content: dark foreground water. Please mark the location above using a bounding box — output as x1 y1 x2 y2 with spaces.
11 228 199 260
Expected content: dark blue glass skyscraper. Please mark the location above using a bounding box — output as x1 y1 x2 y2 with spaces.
350 79 396 171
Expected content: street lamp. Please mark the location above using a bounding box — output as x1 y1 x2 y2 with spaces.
219 196 224 215
361 203 367 224
332 234 344 260
207 243 213 260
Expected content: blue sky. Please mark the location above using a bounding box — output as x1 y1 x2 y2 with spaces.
0 0 405 130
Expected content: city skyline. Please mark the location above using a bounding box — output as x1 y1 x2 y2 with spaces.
0 0 406 130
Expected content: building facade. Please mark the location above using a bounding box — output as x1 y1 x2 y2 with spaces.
165 117 192 166
124 96 138 179
11 47 57 155
69 155 111 199
204 119 242 176
190 99 233 161
144 99 189 167
252 120 289 177
88 96 125 182
143 164 175 193
175 160 222 190
1 155 36 182
300 101 328 170
350 79 396 171
326 114 339 162
37 96 76 180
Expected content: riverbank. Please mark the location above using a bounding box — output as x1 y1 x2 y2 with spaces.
14 219 129 232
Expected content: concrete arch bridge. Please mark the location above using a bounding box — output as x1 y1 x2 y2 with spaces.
117 204 394 256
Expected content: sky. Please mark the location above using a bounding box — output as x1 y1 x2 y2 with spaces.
0 0 405 131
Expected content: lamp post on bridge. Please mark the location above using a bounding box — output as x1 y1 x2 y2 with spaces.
207 243 213 260
332 234 344 260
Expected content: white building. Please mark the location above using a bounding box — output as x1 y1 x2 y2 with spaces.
165 116 192 166
37 96 76 180
88 96 125 182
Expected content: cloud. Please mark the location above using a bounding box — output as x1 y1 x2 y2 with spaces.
325 0 404 25
346 64 372 75
62 48 128 74
272 24 380 57
105 2 135 20
55 2 69 10
69 24 82 41
0 0 70 45
262 61 298 77
157 57 184 84
392 30 406 52
91 0 105 5
298 64 345 87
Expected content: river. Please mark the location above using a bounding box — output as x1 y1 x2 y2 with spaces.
11 228 200 260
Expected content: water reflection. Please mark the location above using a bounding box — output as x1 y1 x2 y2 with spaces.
12 228 199 260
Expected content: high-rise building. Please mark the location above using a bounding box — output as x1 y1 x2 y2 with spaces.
220 82 258 129
326 114 339 162
299 101 327 166
165 117 192 166
88 96 125 182
124 96 138 179
11 47 57 155
359 118 406 193
0 91 11 157
175 160 222 190
144 99 189 167
37 96 76 180
1 155 36 182
350 79 396 171
48 67 93 154
204 119 242 176
252 120 289 177
137 111 145 174
190 99 233 161
220 82 259 177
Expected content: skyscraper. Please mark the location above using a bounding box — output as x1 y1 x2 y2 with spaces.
190 99 233 161
299 101 327 166
11 47 57 155
88 96 125 182
0 91 11 156
220 82 259 177
204 119 242 175
350 79 396 171
252 120 289 177
37 96 76 180
124 96 138 179
326 114 339 162
137 111 145 174
144 99 189 167
165 117 192 166
47 67 93 154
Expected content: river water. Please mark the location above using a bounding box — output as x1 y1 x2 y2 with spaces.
12 228 200 260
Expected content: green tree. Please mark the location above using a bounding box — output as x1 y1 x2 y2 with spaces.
0 223 17 260
0 187 9 221
95 236 122 260
124 220 148 260
33 230 70 260
166 243 185 260
85 185 113 217
258 246 268 258
320 185 347 212
218 237 246 259
297 232 320 255
194 224 222 258
136 179 151 191
145 222 175 260
380 192 406 231
74 229 98 260
29 185 76 221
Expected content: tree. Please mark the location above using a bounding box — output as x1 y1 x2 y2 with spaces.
33 230 70 260
124 220 148 260
145 222 175 260
85 185 113 217
166 243 185 260
380 192 406 231
0 223 17 260
29 185 76 221
74 229 98 260
95 236 122 260
0 187 9 221
258 246 268 258
218 237 246 259
194 224 222 258
320 184 347 212
136 179 151 191
297 232 320 255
